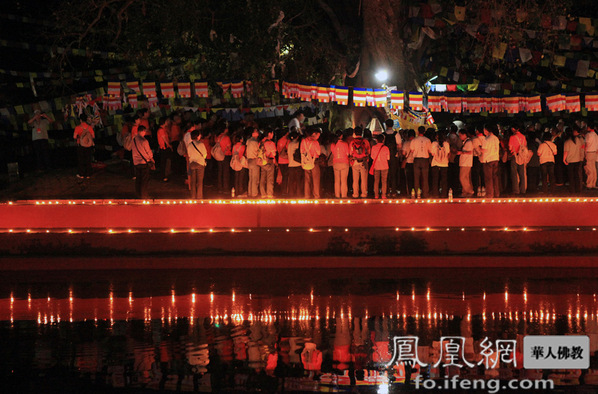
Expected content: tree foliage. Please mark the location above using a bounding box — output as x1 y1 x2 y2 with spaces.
45 0 598 94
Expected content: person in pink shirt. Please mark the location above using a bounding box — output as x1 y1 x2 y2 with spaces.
370 134 391 199
331 129 350 198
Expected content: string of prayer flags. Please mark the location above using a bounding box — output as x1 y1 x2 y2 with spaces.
317 86 331 103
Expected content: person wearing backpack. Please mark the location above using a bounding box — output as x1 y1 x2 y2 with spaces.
187 129 208 199
508 125 528 195
349 128 371 198
300 127 321 198
430 131 450 198
131 125 154 198
287 131 303 197
258 128 277 199
230 133 248 197
73 113 95 178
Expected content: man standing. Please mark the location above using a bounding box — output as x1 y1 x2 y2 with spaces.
410 126 432 198
458 129 474 197
156 116 173 182
28 110 52 171
288 111 306 135
584 121 598 189
301 128 321 198
508 125 527 195
481 123 500 198
131 125 154 198
246 128 261 198
349 128 371 198
384 119 402 196
187 129 208 199
73 113 94 178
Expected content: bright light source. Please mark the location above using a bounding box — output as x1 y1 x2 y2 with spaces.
375 69 389 83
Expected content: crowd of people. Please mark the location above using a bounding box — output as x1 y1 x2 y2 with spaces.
66 108 598 200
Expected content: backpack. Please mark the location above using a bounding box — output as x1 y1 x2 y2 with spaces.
123 133 133 151
211 142 225 161
177 140 187 156
256 142 269 166
352 138 367 163
301 141 316 170
436 143 448 163
292 144 301 163
79 125 94 147
515 136 532 165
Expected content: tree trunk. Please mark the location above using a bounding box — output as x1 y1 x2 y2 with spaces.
360 0 410 90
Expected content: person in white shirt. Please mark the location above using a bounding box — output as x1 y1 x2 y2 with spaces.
563 126 585 194
288 111 305 135
457 129 474 197
410 126 433 198
246 128 260 198
187 129 208 199
430 131 450 198
584 122 598 189
481 123 501 198
537 132 557 194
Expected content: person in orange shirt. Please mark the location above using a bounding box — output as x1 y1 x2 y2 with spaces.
156 116 173 182
73 113 94 178
215 125 232 194
370 134 391 199
258 128 277 198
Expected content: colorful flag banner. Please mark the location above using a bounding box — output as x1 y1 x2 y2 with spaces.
447 96 462 113
566 95 581 112
160 82 175 98
585 94 598 111
353 88 367 107
546 94 565 111
107 81 121 97
194 81 208 98
231 81 244 98
334 86 349 105
409 92 424 111
178 82 191 98
390 91 404 110
127 81 140 94
373 89 387 107
142 82 157 97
